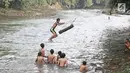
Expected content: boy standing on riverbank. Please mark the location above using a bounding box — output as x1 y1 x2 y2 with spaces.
49 18 65 41
80 61 88 73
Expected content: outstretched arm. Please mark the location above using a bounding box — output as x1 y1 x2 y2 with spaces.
58 22 65 25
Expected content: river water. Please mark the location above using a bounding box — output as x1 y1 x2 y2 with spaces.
0 9 129 73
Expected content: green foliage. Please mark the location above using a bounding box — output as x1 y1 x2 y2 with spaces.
64 0 71 5
71 0 79 6
87 0 93 7
46 0 57 5
63 0 79 8
4 0 10 9
21 0 48 8
122 66 130 73
21 0 58 8
116 67 130 73
0 0 109 9
37 0 48 5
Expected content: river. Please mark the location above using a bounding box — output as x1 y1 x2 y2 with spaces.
0 9 129 73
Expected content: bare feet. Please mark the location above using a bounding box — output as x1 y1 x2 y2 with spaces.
48 39 53 42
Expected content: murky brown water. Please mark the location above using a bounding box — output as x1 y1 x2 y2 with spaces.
0 9 129 73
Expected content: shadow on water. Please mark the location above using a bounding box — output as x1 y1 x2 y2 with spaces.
101 26 130 73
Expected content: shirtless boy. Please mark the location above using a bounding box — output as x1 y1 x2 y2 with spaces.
47 49 56 64
80 61 88 73
125 39 130 50
49 18 65 41
35 52 45 65
35 52 45 72
54 51 62 64
58 53 68 67
40 43 45 57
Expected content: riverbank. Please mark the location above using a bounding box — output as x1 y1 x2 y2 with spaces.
101 17 130 73
0 4 62 21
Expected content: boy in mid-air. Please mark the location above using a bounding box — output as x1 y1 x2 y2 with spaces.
47 49 56 64
79 61 88 73
49 18 65 41
58 53 68 67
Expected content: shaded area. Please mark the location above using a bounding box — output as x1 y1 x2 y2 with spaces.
101 26 130 73
76 0 86 9
109 0 130 14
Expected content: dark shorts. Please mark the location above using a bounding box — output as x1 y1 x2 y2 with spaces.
50 28 56 34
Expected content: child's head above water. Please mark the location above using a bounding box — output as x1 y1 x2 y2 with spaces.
82 61 86 65
58 51 62 56
50 49 54 54
60 53 66 58
126 39 130 41
38 52 42 56
40 43 44 48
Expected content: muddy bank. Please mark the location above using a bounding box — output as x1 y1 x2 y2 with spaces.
0 5 60 21
101 24 130 73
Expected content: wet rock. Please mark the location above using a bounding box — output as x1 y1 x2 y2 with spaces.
111 66 117 70
90 63 97 67
95 67 105 73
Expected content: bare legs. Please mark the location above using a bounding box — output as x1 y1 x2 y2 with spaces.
49 33 57 41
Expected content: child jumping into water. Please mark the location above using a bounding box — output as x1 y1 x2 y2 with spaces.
49 18 65 41
80 61 88 73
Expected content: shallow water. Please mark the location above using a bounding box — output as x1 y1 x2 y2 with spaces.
0 9 129 73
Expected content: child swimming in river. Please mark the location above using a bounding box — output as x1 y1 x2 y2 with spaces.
39 43 45 57
47 49 56 64
54 51 62 64
35 52 45 65
35 52 45 72
58 53 68 67
80 61 88 73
